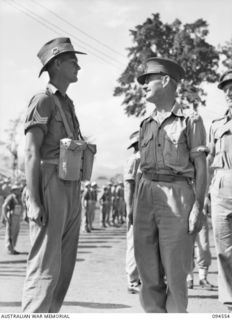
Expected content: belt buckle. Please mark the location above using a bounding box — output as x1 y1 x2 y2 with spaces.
152 173 158 181
157 173 163 181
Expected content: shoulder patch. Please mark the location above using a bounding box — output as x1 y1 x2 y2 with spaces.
33 109 48 124
27 90 55 117
27 91 49 114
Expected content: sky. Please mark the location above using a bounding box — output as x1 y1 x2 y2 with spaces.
0 0 232 175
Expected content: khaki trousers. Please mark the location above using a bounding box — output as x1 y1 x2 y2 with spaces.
22 164 82 313
211 194 232 305
134 176 195 313
126 225 139 285
5 213 21 251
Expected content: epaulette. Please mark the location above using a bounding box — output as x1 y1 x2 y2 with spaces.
140 116 150 128
212 116 226 123
27 90 49 105
33 90 49 99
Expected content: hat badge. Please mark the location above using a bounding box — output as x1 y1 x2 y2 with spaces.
52 47 60 55
138 63 146 74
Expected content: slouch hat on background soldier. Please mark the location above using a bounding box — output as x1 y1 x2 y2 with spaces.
22 37 87 313
133 57 207 313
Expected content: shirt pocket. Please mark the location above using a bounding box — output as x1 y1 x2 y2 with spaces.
140 131 153 167
211 153 224 169
163 132 188 169
214 128 231 153
53 111 66 138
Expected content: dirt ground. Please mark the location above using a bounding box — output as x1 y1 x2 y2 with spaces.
0 208 229 314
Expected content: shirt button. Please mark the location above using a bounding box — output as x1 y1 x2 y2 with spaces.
158 143 161 147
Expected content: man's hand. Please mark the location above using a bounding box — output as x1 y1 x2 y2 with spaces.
28 201 47 226
188 201 204 235
2 204 10 222
3 210 10 222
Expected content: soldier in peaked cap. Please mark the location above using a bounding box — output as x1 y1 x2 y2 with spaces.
22 38 86 312
133 57 208 312
208 69 232 311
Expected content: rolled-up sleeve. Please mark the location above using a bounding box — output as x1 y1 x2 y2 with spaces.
124 156 137 181
24 93 52 135
186 114 207 160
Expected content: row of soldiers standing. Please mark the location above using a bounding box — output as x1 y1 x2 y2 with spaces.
82 181 126 232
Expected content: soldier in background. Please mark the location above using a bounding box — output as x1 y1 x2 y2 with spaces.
116 182 125 224
187 192 215 290
99 186 109 228
2 184 23 254
105 182 112 226
82 181 92 232
89 182 98 230
124 131 141 294
208 70 232 312
111 183 118 226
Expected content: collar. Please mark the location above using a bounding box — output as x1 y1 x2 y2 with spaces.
150 101 184 121
171 102 184 117
47 82 67 97
47 82 58 94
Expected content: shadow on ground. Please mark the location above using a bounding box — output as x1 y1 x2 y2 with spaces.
63 301 131 309
189 294 218 299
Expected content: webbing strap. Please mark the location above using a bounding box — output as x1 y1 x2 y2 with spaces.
52 95 74 139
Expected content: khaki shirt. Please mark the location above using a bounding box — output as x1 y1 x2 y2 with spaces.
208 110 232 170
208 110 232 199
124 151 140 182
24 83 82 160
124 151 140 207
139 103 206 178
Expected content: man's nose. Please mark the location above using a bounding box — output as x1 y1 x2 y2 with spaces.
143 83 148 90
225 88 232 95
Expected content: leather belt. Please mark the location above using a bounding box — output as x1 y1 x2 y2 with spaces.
41 159 59 165
143 172 191 183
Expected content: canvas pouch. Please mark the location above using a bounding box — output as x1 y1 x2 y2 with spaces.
52 94 96 181
59 138 87 181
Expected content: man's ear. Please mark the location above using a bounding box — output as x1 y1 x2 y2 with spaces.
53 58 61 72
162 75 171 88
